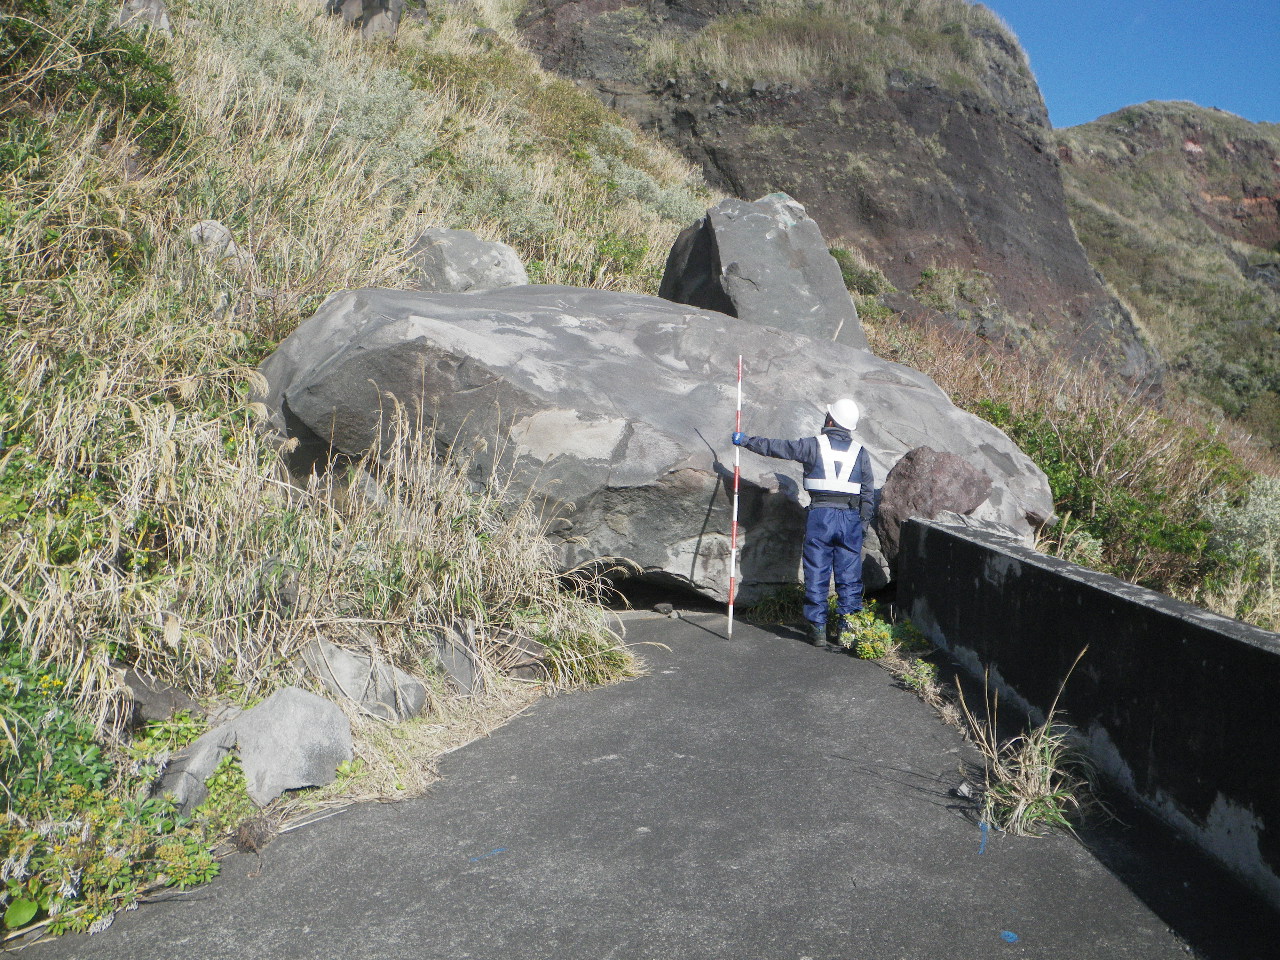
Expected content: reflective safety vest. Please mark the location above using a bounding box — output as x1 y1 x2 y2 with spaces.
803 435 863 494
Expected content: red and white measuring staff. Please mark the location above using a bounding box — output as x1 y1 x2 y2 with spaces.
728 355 743 638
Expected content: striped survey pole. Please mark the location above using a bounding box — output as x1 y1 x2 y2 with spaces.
728 355 742 638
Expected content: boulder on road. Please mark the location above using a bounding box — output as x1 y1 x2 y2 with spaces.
659 193 868 349
256 285 1052 603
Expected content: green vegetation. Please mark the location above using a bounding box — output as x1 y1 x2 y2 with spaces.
1 650 219 935
958 652 1095 837
1205 474 1280 629
645 0 1030 96
1058 102 1280 448
831 243 897 323
868 321 1259 603
0 0 717 939
913 265 994 314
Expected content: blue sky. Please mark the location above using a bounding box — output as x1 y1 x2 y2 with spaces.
983 1 1280 129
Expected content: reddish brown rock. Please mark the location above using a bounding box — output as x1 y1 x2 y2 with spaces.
875 446 992 569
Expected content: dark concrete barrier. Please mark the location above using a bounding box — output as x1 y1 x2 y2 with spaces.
897 518 1280 907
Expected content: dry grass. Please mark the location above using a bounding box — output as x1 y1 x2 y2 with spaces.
0 0 708 740
956 651 1095 836
867 319 1268 595
646 0 1029 94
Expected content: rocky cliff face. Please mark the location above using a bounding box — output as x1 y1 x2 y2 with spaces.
1058 103 1280 441
517 0 1160 385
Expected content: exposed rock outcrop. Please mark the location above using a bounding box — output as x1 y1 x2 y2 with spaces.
660 193 867 348
516 0 1161 386
256 285 1053 602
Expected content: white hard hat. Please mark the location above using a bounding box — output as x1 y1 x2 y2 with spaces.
827 398 860 430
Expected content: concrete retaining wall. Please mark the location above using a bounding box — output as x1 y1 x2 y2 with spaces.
897 518 1280 906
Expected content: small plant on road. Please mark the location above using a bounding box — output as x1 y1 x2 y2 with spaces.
957 650 1095 836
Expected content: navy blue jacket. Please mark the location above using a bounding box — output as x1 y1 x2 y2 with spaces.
741 426 875 520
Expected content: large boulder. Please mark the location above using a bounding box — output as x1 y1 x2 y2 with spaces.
660 194 868 349
874 446 995 572
409 227 528 294
256 285 1052 603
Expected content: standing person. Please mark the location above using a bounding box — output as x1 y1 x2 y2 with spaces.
732 399 874 649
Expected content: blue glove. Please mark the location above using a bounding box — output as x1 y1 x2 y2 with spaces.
732 432 746 446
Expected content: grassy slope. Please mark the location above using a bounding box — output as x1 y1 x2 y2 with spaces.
0 0 712 937
1058 102 1280 445
645 0 1033 104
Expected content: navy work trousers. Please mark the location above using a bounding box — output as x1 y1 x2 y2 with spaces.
802 506 864 625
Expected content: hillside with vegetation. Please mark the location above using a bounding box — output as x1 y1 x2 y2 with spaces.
518 0 1160 385
1057 102 1280 447
0 0 711 938
3 0 1280 944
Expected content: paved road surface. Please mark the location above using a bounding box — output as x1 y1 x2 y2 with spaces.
27 613 1279 959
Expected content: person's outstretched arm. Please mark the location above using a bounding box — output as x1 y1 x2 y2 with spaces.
733 434 815 464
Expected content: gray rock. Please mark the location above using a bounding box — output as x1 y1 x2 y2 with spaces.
659 193 868 349
409 228 527 293
435 622 485 696
361 0 403 39
159 687 352 812
874 446 993 573
118 0 172 37
234 688 353 806
188 219 253 268
299 637 428 721
256 285 1052 603
119 666 201 727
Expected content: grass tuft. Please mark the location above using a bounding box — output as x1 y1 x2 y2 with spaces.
956 650 1095 837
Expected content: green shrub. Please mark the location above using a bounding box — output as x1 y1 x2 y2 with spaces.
976 398 1249 592
0 0 183 153
0 649 218 937
830 247 895 296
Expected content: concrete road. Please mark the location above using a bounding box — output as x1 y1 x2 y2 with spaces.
25 613 1274 959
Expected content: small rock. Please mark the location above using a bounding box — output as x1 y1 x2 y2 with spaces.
117 666 201 726
118 0 172 37
653 603 674 615
188 220 254 269
158 687 352 813
234 688 353 806
298 636 427 721
435 621 485 696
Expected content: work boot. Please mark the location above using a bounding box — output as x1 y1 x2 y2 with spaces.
807 622 829 649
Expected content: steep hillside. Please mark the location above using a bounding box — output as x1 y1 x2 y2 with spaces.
1058 102 1280 445
0 0 710 935
516 0 1160 385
